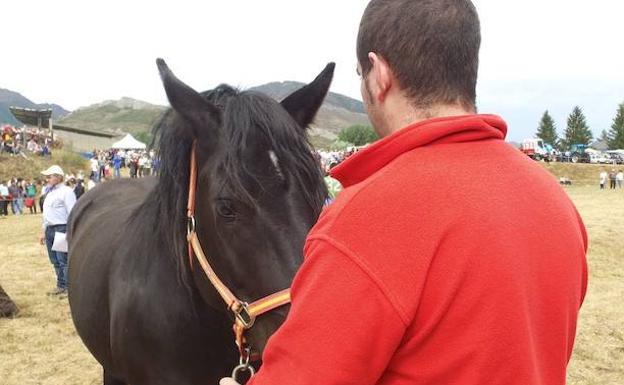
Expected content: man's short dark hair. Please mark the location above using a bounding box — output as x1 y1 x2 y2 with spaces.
357 0 481 111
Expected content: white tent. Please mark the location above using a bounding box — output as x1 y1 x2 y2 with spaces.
111 134 146 150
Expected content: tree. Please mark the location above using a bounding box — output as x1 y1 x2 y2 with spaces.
599 129 609 143
328 140 353 151
337 125 378 147
561 106 593 148
0 283 18 317
134 131 153 147
536 110 558 146
607 102 624 150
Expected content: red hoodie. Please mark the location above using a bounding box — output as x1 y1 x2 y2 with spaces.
249 115 588 385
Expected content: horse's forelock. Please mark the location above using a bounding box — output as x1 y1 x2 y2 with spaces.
218 91 327 213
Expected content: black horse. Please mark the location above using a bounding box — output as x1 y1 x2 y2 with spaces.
68 59 333 385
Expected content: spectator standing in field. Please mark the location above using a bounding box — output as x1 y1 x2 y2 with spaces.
617 170 623 189
143 154 152 177
98 154 107 181
25 180 37 214
151 155 161 176
0 181 9 217
113 151 123 178
599 169 607 189
90 156 99 182
8 180 23 215
73 179 85 200
129 154 139 178
608 169 617 190
39 165 76 296
138 154 147 177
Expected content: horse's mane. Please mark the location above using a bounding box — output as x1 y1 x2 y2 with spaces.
148 85 327 285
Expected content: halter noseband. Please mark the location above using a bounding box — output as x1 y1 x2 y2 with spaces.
185 141 291 363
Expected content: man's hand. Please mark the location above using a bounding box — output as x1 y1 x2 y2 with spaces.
219 378 240 385
39 232 45 245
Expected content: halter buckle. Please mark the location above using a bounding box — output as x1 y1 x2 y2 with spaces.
234 302 255 329
186 216 196 235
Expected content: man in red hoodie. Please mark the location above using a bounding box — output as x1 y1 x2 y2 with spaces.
222 1 588 384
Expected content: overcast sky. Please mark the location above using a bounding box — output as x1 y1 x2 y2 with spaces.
1 0 622 141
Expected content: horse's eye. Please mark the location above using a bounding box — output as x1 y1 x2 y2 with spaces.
215 200 236 221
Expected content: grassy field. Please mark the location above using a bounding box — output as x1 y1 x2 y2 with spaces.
0 184 622 384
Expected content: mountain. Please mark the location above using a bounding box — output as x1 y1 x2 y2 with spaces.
250 81 370 145
250 81 365 114
0 88 69 126
2 82 368 149
58 97 167 135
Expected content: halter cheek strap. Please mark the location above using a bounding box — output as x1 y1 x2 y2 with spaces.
185 141 291 359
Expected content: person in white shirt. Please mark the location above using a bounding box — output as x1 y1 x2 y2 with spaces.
599 170 607 190
39 165 76 296
617 170 624 189
90 157 99 182
0 181 9 216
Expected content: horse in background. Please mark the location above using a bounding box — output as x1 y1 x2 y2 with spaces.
68 59 333 385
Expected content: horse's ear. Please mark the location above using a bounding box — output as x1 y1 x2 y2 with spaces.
156 58 220 136
281 62 335 129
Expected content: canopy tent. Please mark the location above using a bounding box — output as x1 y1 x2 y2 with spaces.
111 134 146 149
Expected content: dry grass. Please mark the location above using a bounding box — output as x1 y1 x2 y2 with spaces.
0 214 100 384
0 185 622 384
565 186 624 385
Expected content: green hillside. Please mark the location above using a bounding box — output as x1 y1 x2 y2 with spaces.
0 150 88 182
58 98 166 136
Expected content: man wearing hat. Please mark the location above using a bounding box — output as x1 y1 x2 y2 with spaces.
39 165 76 296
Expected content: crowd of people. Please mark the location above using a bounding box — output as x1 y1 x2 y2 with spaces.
0 146 162 221
0 178 41 216
316 148 360 204
0 176 84 218
599 169 624 189
89 148 160 181
316 147 359 174
1 124 56 157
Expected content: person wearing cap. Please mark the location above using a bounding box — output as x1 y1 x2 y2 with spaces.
221 1 587 384
39 165 76 296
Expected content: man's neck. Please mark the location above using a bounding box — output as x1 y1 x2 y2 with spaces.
380 95 475 137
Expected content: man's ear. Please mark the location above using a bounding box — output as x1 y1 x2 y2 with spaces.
280 62 335 129
156 58 221 138
367 52 393 103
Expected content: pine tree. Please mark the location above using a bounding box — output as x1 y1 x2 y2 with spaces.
536 110 558 146
599 129 609 142
607 102 624 150
562 106 593 148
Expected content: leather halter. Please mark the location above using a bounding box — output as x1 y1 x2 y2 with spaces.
185 141 291 359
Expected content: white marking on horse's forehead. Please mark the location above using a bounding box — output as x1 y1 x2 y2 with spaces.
269 150 284 179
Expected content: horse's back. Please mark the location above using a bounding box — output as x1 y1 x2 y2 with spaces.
68 177 155 279
68 177 156 243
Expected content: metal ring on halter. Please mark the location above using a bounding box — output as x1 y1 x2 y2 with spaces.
186 216 196 235
231 363 256 382
239 347 251 366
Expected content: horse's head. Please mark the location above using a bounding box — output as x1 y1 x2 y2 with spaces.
155 59 333 354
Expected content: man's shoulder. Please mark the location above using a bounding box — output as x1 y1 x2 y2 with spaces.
58 185 75 194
